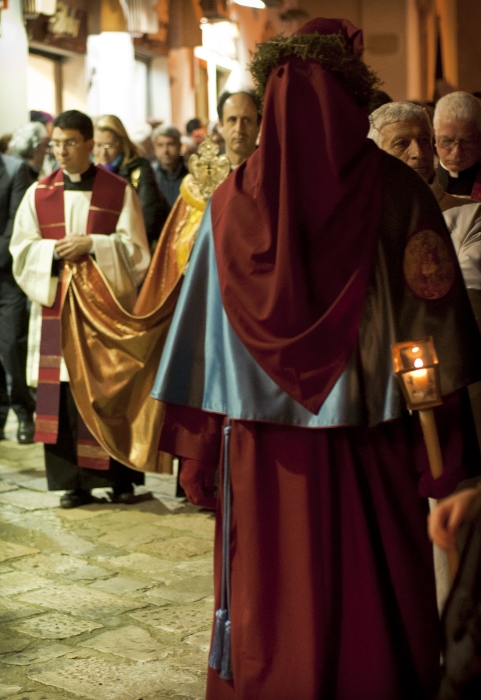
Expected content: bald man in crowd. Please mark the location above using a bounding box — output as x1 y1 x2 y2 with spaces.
216 90 261 168
434 92 481 200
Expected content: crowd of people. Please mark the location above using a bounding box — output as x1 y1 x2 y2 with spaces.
2 15 481 699
0 89 261 457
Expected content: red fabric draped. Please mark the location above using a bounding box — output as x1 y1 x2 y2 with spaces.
210 19 384 413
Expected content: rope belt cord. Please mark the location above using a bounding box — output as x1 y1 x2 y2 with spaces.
209 420 233 681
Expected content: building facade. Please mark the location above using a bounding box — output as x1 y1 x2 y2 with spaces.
0 0 480 136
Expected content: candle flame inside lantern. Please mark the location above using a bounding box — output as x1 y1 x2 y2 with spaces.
412 346 419 353
414 358 424 368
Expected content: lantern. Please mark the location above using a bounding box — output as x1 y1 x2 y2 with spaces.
392 337 443 478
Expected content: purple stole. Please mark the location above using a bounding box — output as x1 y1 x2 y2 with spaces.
34 166 126 469
471 166 481 202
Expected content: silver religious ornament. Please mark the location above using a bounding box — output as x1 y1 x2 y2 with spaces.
188 134 231 202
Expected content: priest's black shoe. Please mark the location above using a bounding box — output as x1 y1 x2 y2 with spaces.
60 489 93 509
17 418 34 444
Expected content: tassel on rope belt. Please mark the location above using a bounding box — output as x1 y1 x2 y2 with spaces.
209 421 233 681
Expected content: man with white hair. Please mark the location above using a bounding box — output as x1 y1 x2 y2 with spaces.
370 101 481 444
8 122 49 181
434 91 481 199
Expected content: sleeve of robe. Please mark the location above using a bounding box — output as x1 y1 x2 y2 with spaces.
160 394 480 501
10 180 151 307
446 202 481 291
159 403 225 467
90 184 151 292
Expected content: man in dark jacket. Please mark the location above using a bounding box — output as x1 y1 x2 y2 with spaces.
0 153 36 442
151 125 188 208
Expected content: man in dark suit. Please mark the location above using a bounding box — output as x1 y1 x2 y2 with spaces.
0 152 36 442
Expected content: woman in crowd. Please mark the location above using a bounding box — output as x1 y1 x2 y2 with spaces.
93 114 169 248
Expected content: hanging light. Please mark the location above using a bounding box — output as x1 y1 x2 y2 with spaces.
232 0 265 7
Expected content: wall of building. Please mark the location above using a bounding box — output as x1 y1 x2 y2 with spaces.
0 0 29 134
296 0 408 100
86 32 137 128
151 55 172 124
62 54 88 112
456 0 481 93
27 54 57 116
169 47 196 131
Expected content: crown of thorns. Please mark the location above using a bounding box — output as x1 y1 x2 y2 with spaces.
248 32 380 109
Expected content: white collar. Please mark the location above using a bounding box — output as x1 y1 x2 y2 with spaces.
63 170 82 183
439 160 459 178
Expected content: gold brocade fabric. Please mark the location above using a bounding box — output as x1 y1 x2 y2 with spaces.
59 174 212 474
62 256 181 473
134 175 205 315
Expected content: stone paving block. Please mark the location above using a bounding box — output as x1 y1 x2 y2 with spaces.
11 553 92 575
183 630 211 652
0 643 73 665
0 631 31 654
0 692 62 700
0 470 46 487
83 542 129 558
108 553 173 580
88 575 152 595
54 504 118 520
141 575 212 606
0 687 23 698
18 584 147 619
87 510 163 532
79 624 170 661
97 524 165 549
0 490 60 511
155 514 215 539
129 601 213 637
0 571 51 596
20 478 48 492
12 612 103 639
0 540 39 563
0 483 18 493
172 556 213 579
63 565 110 581
138 536 212 560
28 655 196 700
0 596 46 623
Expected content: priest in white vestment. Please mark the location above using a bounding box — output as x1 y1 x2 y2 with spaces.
10 110 150 508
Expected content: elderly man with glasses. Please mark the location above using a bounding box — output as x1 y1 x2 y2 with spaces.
10 109 150 508
369 100 481 451
434 92 481 200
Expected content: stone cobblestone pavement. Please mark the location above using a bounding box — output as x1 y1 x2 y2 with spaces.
0 414 214 700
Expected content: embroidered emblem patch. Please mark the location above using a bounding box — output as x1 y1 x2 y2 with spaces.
403 230 456 300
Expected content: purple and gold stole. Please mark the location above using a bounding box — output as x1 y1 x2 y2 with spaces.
34 166 126 469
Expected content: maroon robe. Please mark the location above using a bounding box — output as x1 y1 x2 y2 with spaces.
160 392 479 700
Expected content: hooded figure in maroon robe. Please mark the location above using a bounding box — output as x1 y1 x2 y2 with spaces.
152 18 481 700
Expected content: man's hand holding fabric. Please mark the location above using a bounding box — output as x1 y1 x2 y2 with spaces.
55 234 93 261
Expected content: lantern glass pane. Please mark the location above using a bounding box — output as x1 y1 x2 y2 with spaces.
401 367 440 406
396 339 437 371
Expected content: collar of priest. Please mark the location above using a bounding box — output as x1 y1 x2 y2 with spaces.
63 163 97 191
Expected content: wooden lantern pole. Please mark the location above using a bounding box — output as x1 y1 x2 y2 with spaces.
419 410 459 581
392 340 459 580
